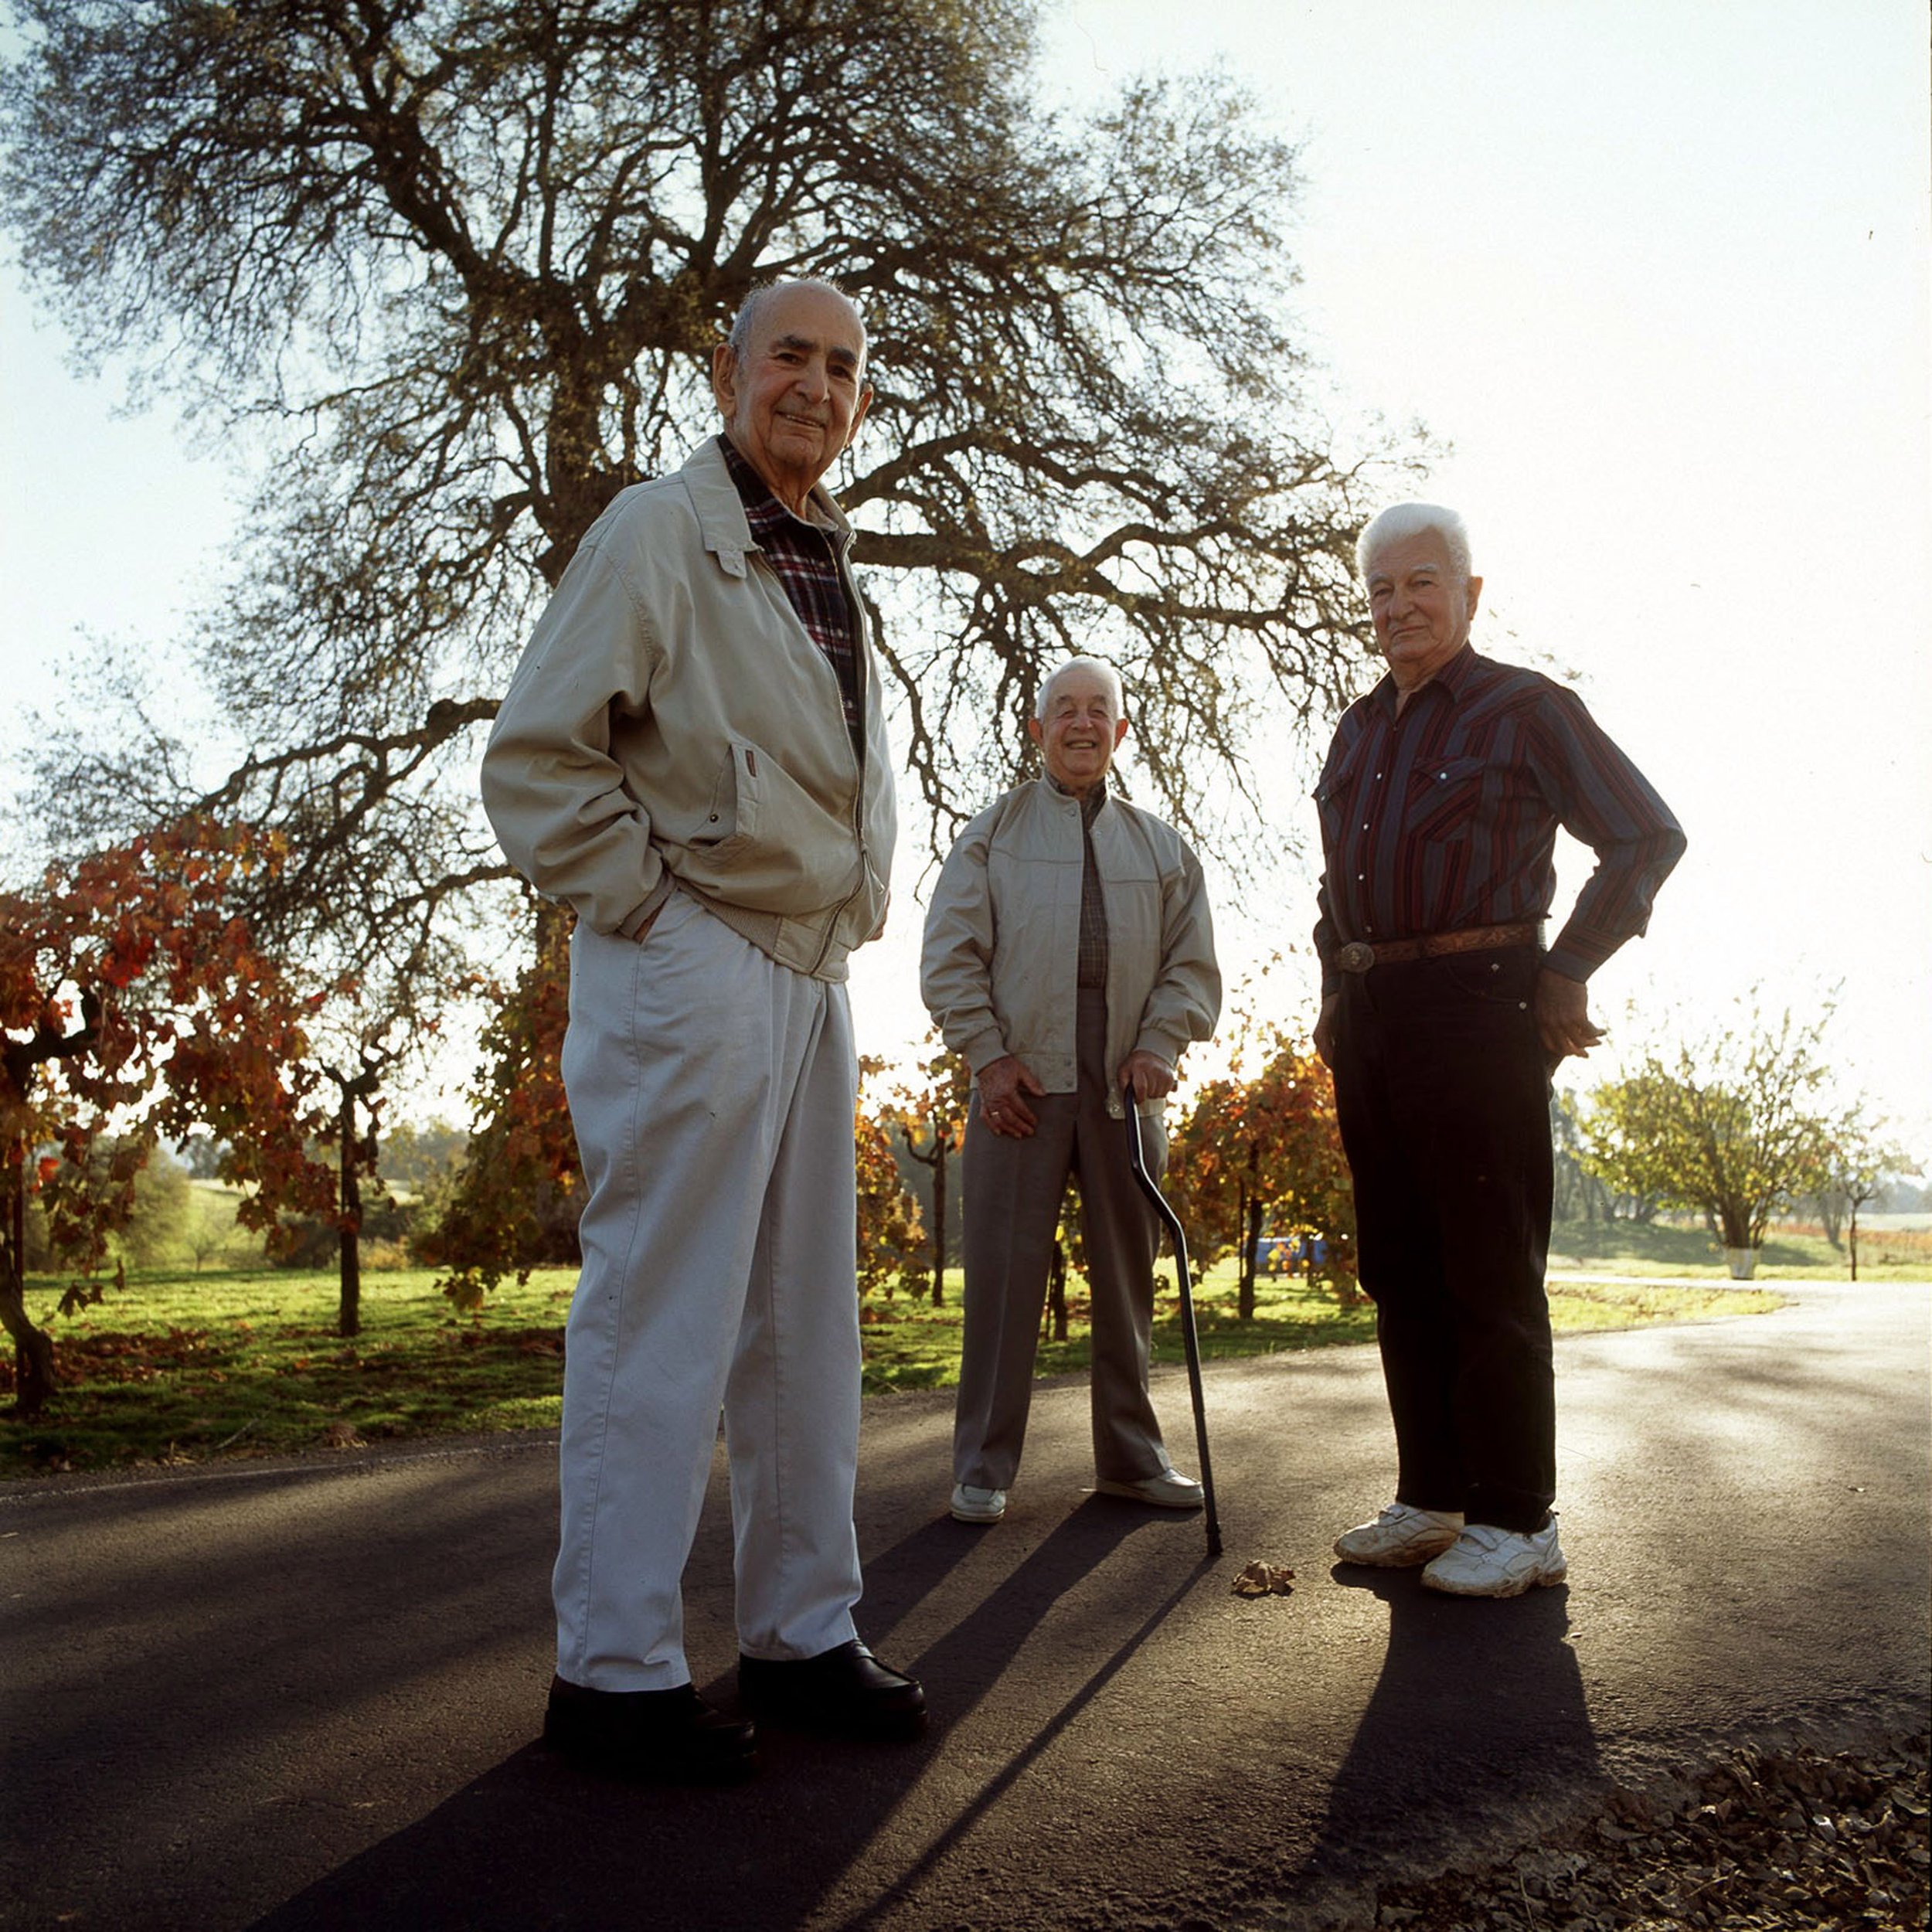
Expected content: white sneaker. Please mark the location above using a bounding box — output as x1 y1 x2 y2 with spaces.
951 1483 1007 1523
1421 1519 1567 1598
1097 1469 1206 1510
1333 1502 1465 1566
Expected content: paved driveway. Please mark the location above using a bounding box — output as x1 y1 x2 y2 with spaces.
4 1281 1926 1930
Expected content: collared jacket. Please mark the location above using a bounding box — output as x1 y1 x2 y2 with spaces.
481 439 896 981
920 778 1221 1117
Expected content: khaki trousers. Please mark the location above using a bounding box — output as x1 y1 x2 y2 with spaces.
555 894 864 1691
953 989 1172 1491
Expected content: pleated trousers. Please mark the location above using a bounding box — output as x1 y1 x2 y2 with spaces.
553 892 863 1691
952 989 1172 1492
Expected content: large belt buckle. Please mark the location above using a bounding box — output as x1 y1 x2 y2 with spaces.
1336 940 1376 975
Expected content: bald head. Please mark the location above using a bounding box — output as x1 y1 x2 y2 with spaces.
712 279 874 514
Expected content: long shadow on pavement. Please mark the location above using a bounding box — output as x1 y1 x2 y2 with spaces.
1302 1563 1601 1898
244 1498 1185 1932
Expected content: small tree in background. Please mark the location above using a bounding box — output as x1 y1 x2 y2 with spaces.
883 1038 971 1305
1578 993 1835 1275
1819 1108 1914 1282
423 910 579 1310
1165 979 1356 1315
1 818 337 1413
855 1060 923 1304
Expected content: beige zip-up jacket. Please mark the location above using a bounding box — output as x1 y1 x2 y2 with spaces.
920 779 1220 1117
481 439 896 981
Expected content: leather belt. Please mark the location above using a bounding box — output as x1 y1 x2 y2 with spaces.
1334 921 1541 974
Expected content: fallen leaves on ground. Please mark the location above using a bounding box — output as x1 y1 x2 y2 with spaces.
1232 1560 1297 1597
1370 1733 1929 1930
0 1328 223 1391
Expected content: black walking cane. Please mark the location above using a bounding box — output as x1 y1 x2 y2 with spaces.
1124 1097 1223 1559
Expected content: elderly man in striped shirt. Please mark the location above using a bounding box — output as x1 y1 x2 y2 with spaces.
1313 502 1685 1598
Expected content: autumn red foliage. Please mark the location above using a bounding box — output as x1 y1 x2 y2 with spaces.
876 1037 970 1304
1165 1019 1359 1318
855 1059 925 1303
422 905 580 1311
1 818 338 1413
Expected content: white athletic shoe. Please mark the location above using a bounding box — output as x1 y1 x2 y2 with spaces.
1332 1502 1465 1566
1097 1469 1206 1510
950 1483 1007 1524
1421 1519 1567 1598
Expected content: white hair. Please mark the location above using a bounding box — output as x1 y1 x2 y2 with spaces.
1036 655 1126 720
724 277 869 375
1355 502 1475 583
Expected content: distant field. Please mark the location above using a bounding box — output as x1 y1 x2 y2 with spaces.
1546 1215 1932 1281
0 1244 1802 1478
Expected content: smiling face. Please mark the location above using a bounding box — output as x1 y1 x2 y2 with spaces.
1028 665 1128 797
1364 528 1484 691
711 283 873 514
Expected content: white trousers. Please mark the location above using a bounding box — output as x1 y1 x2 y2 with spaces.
554 893 864 1691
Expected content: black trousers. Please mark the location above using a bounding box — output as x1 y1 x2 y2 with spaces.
1330 945 1556 1532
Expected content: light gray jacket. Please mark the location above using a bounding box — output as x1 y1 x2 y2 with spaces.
481 439 896 980
920 779 1220 1116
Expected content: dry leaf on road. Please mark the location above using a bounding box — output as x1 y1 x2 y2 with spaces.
1231 1560 1296 1597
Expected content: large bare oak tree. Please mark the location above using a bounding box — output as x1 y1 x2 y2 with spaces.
3 0 1414 1282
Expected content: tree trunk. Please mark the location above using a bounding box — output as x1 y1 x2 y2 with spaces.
1848 1202 1860 1281
2 1260 56 1417
2 1145 56 1415
1047 1240 1068 1342
1718 1196 1751 1250
338 1089 362 1340
1237 1189 1259 1321
930 1141 947 1307
1819 1192 1845 1247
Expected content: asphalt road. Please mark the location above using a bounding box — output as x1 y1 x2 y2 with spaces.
5 1281 1927 1932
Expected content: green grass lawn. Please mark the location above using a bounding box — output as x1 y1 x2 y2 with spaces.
2 1266 578 1478
861 1261 1780 1393
1 1240 1802 1478
1546 1215 1932 1281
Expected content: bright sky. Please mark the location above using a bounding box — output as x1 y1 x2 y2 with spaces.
3 1 1928 1145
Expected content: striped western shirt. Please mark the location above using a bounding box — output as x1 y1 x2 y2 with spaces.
1312 645 1685 995
719 434 863 750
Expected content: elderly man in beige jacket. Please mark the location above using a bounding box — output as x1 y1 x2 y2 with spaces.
482 278 921 1782
921 658 1221 1525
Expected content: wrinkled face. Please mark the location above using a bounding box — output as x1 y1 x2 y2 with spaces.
1028 667 1128 796
712 284 873 510
1365 529 1483 689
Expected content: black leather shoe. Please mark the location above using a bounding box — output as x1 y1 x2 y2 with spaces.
543 1675 758 1782
737 1640 926 1741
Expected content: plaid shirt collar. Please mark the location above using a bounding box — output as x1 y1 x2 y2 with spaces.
719 434 844 544
717 434 862 743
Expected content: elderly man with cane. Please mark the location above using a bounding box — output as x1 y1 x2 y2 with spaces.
922 656 1221 1526
1314 502 1685 1597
